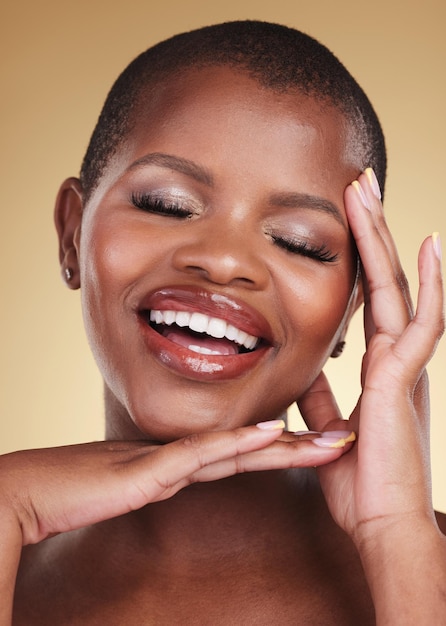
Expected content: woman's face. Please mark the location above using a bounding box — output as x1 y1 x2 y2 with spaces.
69 66 361 441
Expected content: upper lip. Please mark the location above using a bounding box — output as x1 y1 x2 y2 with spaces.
137 285 274 346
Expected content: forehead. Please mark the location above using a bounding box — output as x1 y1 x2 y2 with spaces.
103 66 360 198
134 64 348 139
143 66 348 140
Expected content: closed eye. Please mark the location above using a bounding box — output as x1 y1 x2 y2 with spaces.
131 192 193 218
272 236 338 263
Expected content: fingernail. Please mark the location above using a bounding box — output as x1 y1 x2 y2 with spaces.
311 431 356 448
432 232 442 262
293 430 320 436
351 181 371 210
365 167 382 200
256 419 285 431
321 430 356 441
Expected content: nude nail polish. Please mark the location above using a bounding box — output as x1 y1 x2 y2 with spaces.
256 419 285 431
365 167 382 200
311 431 356 448
432 232 442 262
352 181 370 210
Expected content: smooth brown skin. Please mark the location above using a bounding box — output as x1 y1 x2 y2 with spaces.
6 67 446 624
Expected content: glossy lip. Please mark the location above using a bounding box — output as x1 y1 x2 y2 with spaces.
136 286 275 381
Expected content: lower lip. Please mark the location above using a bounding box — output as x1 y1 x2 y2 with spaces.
137 316 270 381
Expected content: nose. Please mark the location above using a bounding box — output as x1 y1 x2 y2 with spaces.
171 219 270 289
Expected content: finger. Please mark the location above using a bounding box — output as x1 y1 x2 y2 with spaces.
360 169 411 292
296 371 346 432
345 172 413 343
386 234 444 381
0 424 285 544
192 434 356 482
349 173 412 325
129 422 287 502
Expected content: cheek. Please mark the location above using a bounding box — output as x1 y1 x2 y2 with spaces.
78 216 154 380
277 263 353 353
268 265 354 407
83 222 153 285
80 210 172 310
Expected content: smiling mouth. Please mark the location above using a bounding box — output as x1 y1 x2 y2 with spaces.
142 309 261 356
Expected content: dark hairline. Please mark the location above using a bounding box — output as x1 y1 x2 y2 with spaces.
80 21 386 203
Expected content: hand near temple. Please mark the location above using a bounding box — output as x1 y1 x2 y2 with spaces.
298 169 446 624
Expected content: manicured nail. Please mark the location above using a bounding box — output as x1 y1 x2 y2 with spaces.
365 167 382 200
311 430 356 448
321 430 356 441
256 419 285 431
432 232 442 262
293 430 320 436
351 181 370 210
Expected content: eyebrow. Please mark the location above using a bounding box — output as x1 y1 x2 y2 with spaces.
127 152 345 229
127 152 213 186
269 192 346 229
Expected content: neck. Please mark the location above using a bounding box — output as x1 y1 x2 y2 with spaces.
92 468 326 571
100 390 332 569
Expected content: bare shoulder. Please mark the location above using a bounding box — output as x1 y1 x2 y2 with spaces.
435 510 446 535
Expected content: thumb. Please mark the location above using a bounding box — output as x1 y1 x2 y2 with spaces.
297 371 345 432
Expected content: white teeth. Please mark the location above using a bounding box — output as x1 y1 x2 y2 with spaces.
154 310 164 325
237 330 248 345
244 335 258 350
175 311 191 327
207 317 227 338
188 345 223 356
149 309 259 351
163 310 176 326
225 324 239 342
189 312 210 334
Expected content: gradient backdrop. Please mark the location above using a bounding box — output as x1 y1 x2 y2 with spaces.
1 0 445 508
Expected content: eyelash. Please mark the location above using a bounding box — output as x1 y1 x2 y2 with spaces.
131 193 193 218
131 193 337 263
272 236 338 263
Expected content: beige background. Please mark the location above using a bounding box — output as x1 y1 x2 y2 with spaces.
1 0 445 507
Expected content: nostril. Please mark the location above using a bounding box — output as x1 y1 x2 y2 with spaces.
171 238 268 289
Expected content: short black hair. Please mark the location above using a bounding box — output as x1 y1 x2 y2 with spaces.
80 20 386 202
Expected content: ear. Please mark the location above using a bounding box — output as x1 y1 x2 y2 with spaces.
54 177 83 289
330 271 364 358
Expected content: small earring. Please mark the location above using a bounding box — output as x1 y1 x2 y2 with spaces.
64 267 73 282
331 341 346 358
